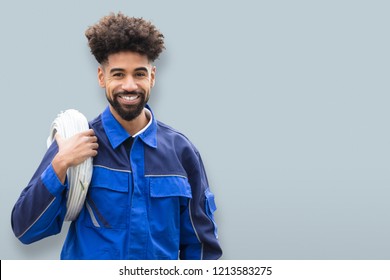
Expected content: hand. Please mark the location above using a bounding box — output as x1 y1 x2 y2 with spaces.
52 129 98 184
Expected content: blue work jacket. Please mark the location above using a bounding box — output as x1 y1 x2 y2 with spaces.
11 106 222 259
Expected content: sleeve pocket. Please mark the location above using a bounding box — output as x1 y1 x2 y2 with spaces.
205 188 218 238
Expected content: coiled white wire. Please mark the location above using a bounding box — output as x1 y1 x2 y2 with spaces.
47 109 93 221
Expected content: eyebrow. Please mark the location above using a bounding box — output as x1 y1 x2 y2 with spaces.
109 68 125 74
109 67 149 74
134 67 149 73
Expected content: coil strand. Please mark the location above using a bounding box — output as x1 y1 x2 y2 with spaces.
47 109 93 221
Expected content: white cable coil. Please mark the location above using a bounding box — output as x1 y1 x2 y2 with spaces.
47 109 93 221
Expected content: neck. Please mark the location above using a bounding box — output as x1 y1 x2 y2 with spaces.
110 106 149 136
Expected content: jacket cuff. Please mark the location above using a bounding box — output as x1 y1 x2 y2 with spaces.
41 164 68 196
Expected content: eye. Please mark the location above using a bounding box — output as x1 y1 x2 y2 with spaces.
113 72 125 78
135 72 147 78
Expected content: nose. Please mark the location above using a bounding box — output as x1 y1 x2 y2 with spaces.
121 76 138 92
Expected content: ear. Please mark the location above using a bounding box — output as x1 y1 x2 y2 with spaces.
97 66 105 88
150 66 156 88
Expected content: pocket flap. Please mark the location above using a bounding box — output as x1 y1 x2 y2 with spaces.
90 165 130 192
150 176 192 198
205 188 217 213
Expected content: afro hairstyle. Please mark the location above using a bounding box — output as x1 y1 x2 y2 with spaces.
85 12 165 64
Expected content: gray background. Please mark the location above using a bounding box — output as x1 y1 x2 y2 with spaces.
1 0 389 259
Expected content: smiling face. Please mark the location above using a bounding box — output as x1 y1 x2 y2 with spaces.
98 51 156 122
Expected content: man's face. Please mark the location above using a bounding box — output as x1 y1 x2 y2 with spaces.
98 51 156 121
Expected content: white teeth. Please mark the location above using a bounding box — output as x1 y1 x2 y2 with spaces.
122 95 138 101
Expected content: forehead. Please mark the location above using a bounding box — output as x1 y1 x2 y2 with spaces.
104 51 151 70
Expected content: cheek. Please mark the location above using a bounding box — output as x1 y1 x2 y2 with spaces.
106 82 121 95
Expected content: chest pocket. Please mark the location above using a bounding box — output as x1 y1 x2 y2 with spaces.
148 176 192 256
85 166 130 229
149 176 192 216
149 176 192 198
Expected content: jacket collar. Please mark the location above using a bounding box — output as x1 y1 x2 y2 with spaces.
101 104 157 149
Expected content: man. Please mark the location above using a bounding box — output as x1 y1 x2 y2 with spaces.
11 12 222 260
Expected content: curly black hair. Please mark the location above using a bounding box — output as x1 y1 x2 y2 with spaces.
85 12 165 64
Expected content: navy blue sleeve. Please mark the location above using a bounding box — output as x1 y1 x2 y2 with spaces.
179 149 222 260
11 141 68 244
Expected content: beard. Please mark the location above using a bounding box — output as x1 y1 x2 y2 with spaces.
107 90 148 121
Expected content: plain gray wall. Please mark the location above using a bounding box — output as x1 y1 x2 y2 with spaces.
1 0 390 259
